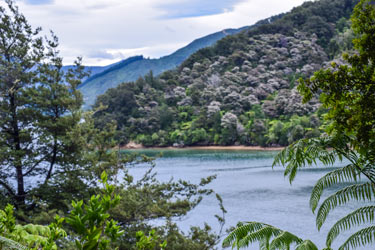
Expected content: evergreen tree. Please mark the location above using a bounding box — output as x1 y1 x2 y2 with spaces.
0 0 86 209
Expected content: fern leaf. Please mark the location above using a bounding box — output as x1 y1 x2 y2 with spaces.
222 222 265 248
237 226 282 248
295 240 319 250
326 206 375 247
310 164 360 212
316 182 374 230
339 226 375 250
0 236 27 250
273 137 338 183
269 231 303 250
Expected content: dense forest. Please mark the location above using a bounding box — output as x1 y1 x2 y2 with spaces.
93 0 357 147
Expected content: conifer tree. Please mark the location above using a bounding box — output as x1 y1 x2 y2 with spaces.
0 0 86 209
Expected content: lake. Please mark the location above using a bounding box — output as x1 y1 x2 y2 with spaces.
124 149 367 250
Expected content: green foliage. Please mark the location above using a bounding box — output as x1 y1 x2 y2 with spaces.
0 204 66 249
159 221 220 250
298 1 375 159
222 222 317 250
111 163 224 249
66 171 124 250
136 229 167 250
339 226 375 250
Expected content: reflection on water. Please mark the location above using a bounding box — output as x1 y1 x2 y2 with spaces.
123 149 368 250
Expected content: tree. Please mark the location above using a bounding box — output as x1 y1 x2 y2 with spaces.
0 0 86 209
224 0 375 249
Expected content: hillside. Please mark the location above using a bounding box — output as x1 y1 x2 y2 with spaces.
92 0 357 147
78 12 287 109
78 27 254 108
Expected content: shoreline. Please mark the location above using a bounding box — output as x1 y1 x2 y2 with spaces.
120 144 285 151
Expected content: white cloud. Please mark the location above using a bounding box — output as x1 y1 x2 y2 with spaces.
13 0 309 66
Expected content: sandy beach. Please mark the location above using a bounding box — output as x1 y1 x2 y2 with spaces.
121 142 284 151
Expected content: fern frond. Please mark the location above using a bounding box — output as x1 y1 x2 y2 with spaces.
0 236 27 250
338 226 375 250
326 206 375 247
294 240 319 250
362 164 375 183
270 231 303 250
273 137 338 183
237 225 281 248
316 182 374 230
310 164 360 212
223 222 321 250
222 222 265 248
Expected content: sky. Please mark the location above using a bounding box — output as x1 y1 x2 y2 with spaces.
12 0 309 66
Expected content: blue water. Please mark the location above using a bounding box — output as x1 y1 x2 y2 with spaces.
124 149 368 250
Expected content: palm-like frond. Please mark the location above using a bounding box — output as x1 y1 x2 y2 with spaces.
273 133 375 248
326 206 375 247
294 240 319 250
273 137 339 183
316 182 374 229
361 164 375 184
222 222 266 248
237 225 281 248
338 226 375 250
310 164 361 212
223 222 317 250
269 231 303 250
0 236 27 250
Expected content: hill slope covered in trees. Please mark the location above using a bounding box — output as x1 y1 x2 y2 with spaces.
77 14 289 109
93 0 357 147
78 27 251 108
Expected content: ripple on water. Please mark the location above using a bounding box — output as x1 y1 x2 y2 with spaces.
126 149 368 250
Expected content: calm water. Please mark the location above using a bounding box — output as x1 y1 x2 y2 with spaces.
124 149 367 250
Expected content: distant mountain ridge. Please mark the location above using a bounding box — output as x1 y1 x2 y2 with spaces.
78 55 144 89
69 13 286 108
61 64 113 82
77 27 252 108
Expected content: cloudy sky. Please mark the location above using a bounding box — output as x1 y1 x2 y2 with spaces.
13 0 308 66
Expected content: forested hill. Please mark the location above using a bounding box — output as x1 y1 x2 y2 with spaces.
93 0 357 147
78 13 287 109
79 26 250 108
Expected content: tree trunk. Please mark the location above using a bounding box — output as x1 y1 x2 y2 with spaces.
10 94 25 206
45 141 57 184
15 165 25 205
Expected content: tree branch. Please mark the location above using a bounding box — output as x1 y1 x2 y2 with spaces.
23 154 49 177
0 180 15 198
334 146 375 186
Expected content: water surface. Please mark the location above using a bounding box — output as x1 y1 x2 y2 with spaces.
124 149 367 250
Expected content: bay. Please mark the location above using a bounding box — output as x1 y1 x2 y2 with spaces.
124 149 367 250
